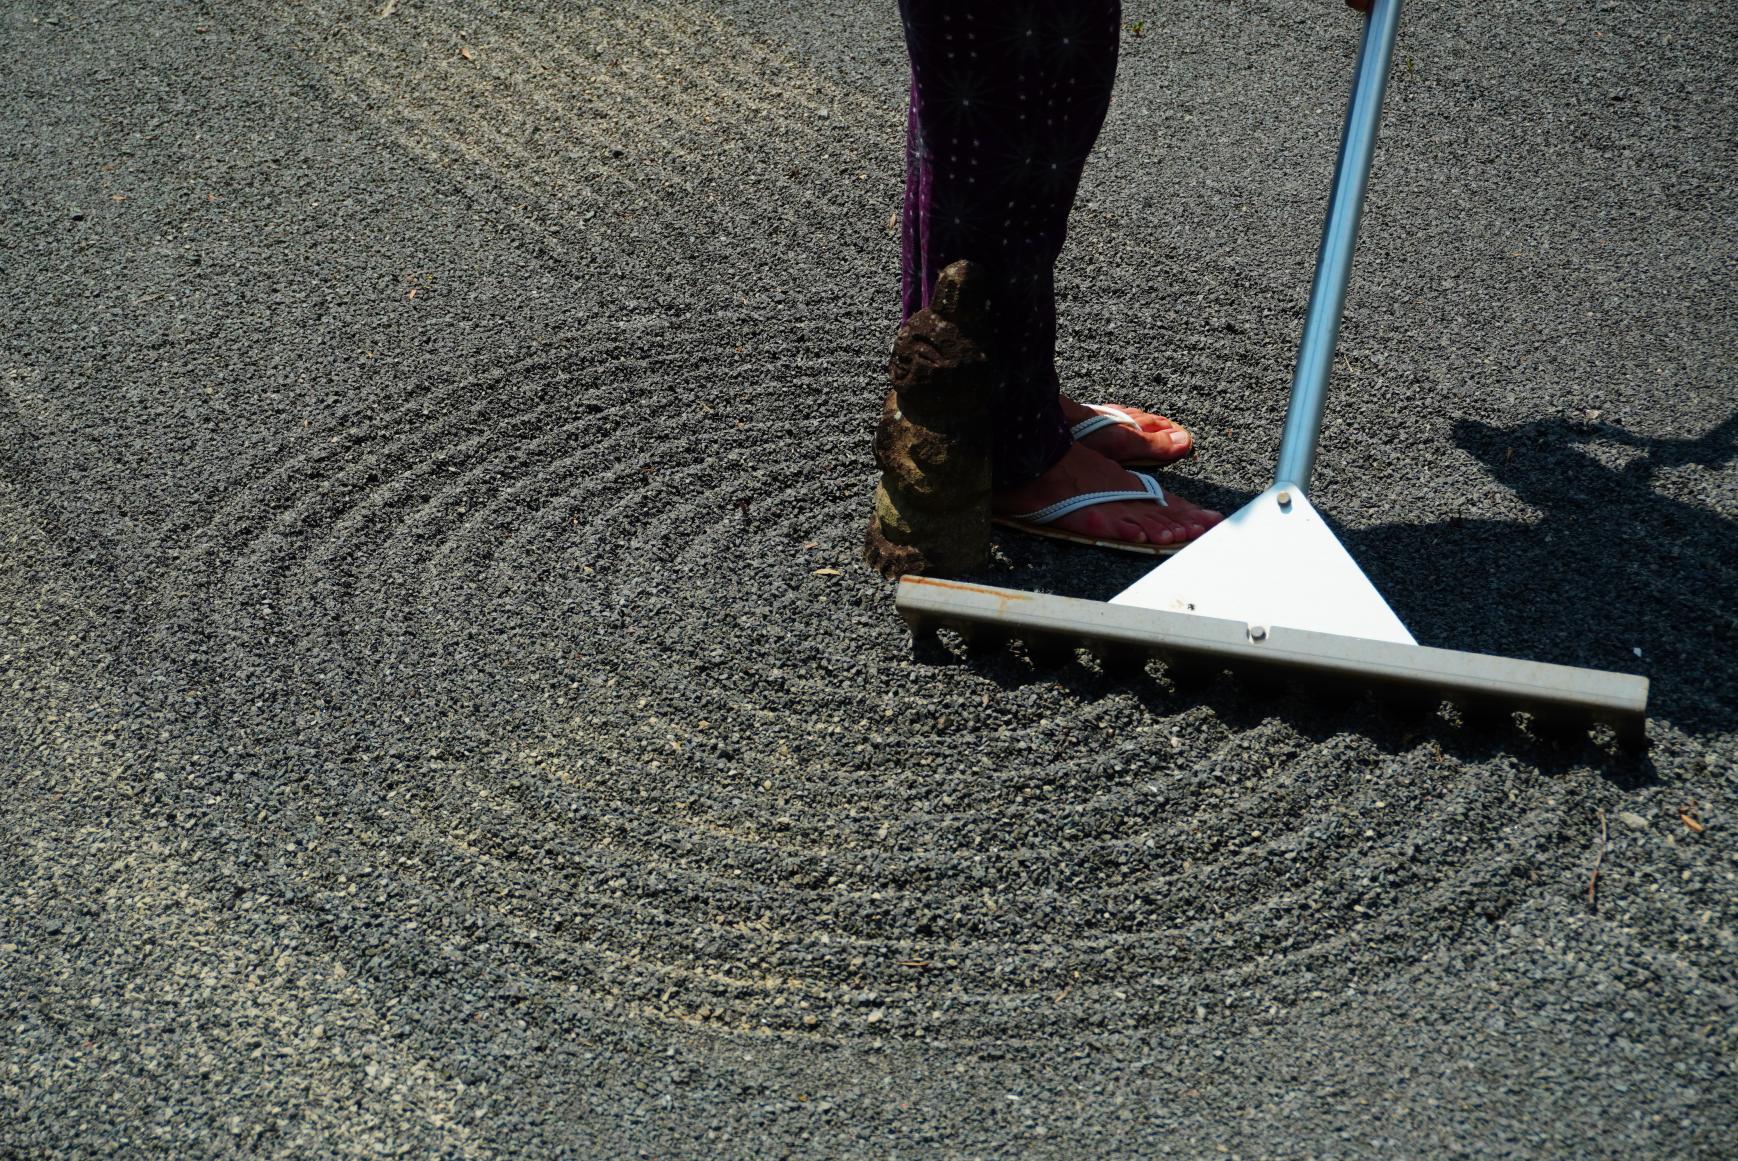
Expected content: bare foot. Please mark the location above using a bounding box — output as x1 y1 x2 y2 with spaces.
1059 395 1194 464
993 444 1223 548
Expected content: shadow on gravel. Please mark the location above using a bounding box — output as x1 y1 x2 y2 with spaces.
1351 413 1737 738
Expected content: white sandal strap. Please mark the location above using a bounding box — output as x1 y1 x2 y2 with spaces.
1069 414 1130 440
1011 471 1168 525
1068 403 1141 442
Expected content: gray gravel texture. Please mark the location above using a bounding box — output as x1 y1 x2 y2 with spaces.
2 0 1735 1156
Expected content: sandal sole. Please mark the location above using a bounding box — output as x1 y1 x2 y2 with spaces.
992 517 1190 557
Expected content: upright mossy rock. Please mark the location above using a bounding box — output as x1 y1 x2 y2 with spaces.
865 261 993 578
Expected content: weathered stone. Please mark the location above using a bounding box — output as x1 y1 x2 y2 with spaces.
864 260 994 580
886 316 992 441
927 258 992 333
872 391 992 501
866 480 990 578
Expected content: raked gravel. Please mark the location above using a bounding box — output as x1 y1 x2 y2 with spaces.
2 0 1734 1156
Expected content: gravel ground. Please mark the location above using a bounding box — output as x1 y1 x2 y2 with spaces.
2 0 1734 1156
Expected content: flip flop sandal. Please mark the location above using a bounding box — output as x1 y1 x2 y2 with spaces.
992 470 1191 556
1071 403 1195 468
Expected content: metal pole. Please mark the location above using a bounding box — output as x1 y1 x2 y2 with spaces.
1273 0 1403 492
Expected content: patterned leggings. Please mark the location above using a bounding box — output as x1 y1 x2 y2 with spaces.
899 0 1123 488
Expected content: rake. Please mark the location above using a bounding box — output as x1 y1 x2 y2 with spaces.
894 0 1649 744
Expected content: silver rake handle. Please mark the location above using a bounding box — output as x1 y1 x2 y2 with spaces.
1274 0 1404 492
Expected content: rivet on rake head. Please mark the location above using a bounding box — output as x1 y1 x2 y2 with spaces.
1248 624 1268 642
1276 490 1293 507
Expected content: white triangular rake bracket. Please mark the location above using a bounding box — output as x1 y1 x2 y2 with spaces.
1111 485 1416 646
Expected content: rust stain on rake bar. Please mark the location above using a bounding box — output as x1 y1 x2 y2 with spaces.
900 576 1032 602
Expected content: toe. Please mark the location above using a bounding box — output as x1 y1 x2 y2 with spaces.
1135 426 1189 461
1144 516 1176 545
1141 507 1197 546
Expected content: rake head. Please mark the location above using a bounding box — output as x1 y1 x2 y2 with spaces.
894 571 1648 746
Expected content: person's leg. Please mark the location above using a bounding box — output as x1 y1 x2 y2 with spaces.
898 2 1224 548
899 0 1121 489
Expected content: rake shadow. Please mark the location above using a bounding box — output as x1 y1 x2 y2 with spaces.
1348 412 1737 738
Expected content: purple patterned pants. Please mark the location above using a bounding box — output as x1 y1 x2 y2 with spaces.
899 0 1122 488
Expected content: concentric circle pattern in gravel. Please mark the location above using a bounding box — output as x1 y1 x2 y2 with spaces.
3 0 1734 1157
